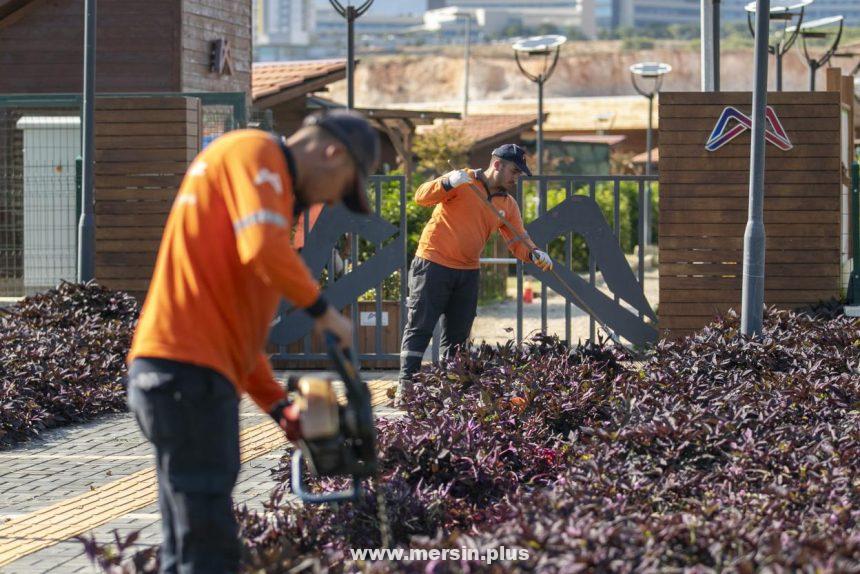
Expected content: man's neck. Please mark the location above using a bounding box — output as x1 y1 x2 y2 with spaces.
480 168 505 194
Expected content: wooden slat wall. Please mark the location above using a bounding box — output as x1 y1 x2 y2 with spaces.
181 0 251 94
94 97 200 299
0 0 182 93
658 92 842 340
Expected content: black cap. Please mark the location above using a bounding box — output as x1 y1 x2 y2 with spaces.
302 109 380 214
491 143 532 177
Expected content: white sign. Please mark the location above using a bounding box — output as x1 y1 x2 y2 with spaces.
360 311 389 327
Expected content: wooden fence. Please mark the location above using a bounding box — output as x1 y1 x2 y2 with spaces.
94 96 200 300
658 91 844 339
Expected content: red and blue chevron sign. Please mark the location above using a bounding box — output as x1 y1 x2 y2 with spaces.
705 106 793 152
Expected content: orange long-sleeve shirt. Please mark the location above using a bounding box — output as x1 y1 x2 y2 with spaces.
415 170 535 270
129 129 322 412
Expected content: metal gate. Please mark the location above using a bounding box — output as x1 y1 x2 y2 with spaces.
515 175 659 347
268 175 408 365
273 173 658 366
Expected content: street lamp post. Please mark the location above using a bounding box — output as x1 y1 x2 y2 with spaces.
328 0 374 109
512 35 567 175
745 0 812 92
630 62 671 249
701 0 721 91
78 0 97 282
788 15 844 91
742 0 773 336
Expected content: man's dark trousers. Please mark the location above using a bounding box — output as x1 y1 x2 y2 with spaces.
399 257 480 382
127 358 241 574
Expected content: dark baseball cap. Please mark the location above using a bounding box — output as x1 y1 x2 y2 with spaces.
492 144 532 177
303 109 380 214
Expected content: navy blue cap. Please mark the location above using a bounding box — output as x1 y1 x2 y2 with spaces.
491 144 532 177
303 109 380 214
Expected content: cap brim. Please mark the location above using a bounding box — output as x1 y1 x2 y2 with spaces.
343 174 371 214
517 160 533 177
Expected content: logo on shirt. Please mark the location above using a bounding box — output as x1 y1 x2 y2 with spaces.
254 168 283 195
188 160 208 177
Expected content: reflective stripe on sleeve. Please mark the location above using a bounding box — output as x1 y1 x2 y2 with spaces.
232 210 288 233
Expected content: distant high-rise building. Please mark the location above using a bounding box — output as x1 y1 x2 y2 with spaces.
425 0 597 39
254 0 315 61
720 0 860 27
595 0 859 32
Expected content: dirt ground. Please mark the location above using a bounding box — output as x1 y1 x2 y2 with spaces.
471 269 659 346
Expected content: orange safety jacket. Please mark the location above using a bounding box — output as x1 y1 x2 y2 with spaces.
129 129 326 412
414 170 534 270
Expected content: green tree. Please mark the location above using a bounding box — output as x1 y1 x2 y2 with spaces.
413 125 472 176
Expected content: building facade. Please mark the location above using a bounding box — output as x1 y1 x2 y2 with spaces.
254 0 315 61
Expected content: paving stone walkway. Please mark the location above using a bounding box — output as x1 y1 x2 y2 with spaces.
0 373 398 573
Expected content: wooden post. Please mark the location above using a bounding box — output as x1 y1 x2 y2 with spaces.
826 67 842 93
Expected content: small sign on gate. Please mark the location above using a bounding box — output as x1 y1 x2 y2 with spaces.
360 311 389 327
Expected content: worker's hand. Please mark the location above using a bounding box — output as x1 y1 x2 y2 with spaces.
314 305 353 348
269 399 302 441
443 169 471 189
530 249 553 271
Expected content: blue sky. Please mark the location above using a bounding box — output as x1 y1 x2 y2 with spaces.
314 0 429 16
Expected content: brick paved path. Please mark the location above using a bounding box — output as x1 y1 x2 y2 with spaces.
0 373 398 573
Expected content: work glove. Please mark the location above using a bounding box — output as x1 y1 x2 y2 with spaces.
269 398 302 441
530 249 553 271
442 169 471 189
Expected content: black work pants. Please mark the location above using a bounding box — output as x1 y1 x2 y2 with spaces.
399 257 479 383
127 358 241 574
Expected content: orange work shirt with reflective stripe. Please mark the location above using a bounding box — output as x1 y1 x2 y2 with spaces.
414 170 534 270
129 129 321 412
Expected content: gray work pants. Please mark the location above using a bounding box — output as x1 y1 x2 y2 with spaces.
399 257 479 383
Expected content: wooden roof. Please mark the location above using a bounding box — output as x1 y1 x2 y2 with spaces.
252 60 347 108
392 96 655 132
422 114 541 149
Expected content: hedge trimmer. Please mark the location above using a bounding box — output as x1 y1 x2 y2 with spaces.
288 332 391 546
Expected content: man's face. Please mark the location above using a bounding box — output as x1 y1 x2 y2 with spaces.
499 159 523 191
305 141 357 206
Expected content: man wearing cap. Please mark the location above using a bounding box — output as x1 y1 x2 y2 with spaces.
127 110 379 573
397 144 553 403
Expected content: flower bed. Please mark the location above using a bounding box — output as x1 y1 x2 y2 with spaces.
86 305 859 572
0 282 138 448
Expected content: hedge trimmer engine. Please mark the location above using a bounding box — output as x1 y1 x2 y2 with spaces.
288 333 378 505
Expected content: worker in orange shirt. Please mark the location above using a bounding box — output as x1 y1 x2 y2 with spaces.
126 110 379 574
397 144 552 404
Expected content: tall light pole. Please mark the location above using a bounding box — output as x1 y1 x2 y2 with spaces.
701 0 721 91
742 0 773 336
630 62 671 249
788 15 844 91
77 0 96 282
462 14 471 118
512 35 567 175
745 0 812 92
329 0 374 109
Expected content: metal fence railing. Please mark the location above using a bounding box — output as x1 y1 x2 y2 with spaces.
0 93 245 298
0 99 80 296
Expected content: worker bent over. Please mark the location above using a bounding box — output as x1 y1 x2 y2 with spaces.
127 110 379 574
397 144 552 404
